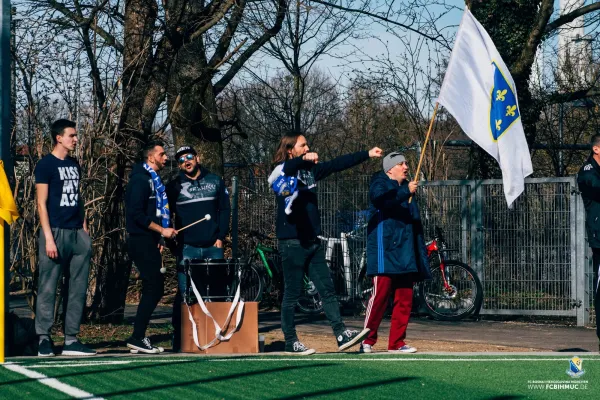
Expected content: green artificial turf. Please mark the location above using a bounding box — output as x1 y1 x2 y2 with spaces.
1 354 599 399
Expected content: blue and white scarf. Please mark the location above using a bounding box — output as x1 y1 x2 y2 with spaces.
143 163 170 228
268 163 298 215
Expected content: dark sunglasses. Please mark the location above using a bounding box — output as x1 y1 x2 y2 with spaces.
178 154 195 164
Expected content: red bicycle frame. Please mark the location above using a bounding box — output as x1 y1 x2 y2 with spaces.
425 237 454 295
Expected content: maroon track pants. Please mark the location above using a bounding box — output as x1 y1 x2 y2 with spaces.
363 275 413 349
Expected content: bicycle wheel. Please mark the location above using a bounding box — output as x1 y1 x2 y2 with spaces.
419 260 483 321
233 264 264 302
296 277 323 314
356 267 373 313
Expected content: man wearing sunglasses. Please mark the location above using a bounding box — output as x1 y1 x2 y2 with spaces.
166 145 231 351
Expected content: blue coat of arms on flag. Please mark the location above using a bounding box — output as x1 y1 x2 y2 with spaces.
489 62 520 141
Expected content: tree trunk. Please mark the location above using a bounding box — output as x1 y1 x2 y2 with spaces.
168 37 224 175
89 0 159 322
89 154 132 323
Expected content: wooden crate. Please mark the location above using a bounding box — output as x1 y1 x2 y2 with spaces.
180 301 259 354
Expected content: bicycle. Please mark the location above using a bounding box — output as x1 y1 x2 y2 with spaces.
234 230 324 314
356 226 483 321
318 222 368 305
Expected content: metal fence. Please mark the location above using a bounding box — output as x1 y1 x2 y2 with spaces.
231 175 594 327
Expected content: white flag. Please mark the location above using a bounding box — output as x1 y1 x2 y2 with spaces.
437 8 533 207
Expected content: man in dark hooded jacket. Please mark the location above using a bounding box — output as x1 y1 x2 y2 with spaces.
577 133 600 348
124 141 177 354
362 152 431 354
167 145 230 351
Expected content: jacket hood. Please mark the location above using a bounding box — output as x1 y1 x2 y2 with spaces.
130 163 152 179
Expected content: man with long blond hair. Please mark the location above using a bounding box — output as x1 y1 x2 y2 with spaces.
272 131 382 354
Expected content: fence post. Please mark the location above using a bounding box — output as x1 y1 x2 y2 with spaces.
573 177 588 327
461 184 469 264
470 180 484 309
231 176 239 259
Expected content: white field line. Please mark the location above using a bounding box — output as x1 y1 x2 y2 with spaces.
9 359 193 369
208 357 600 362
28 362 139 368
3 363 103 399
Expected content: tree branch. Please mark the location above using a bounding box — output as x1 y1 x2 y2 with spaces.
47 0 124 53
214 0 288 96
189 0 238 42
208 0 247 69
511 0 554 80
308 0 450 49
545 2 600 35
81 25 108 117
544 87 600 105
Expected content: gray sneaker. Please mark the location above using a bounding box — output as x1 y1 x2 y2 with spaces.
388 345 417 354
284 341 316 355
62 341 97 356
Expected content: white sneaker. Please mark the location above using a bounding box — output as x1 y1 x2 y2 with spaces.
389 345 417 354
360 343 373 353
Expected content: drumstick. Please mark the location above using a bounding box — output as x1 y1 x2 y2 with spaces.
160 214 211 274
177 214 211 233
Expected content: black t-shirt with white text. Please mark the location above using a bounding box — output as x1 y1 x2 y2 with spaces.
34 154 83 229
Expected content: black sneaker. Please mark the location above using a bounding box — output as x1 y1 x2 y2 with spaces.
126 336 161 354
337 328 370 351
284 341 316 355
38 339 55 357
62 341 97 356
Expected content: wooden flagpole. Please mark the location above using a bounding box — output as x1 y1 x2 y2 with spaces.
409 102 439 203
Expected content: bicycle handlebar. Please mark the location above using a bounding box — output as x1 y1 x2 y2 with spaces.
249 230 273 241
434 226 445 243
344 222 369 238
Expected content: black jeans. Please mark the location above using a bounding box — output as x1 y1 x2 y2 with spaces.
279 239 345 344
128 235 164 339
592 248 600 340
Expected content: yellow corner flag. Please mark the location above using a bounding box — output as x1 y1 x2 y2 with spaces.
0 160 19 363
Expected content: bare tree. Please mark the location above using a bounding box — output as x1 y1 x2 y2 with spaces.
12 0 289 321
252 0 362 133
220 69 342 176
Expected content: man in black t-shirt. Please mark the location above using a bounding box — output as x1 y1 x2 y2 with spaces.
34 119 95 357
166 145 230 351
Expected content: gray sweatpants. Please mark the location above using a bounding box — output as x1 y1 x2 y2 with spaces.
35 228 92 337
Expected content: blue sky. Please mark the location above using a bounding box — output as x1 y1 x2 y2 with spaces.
240 0 465 86
240 0 588 92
